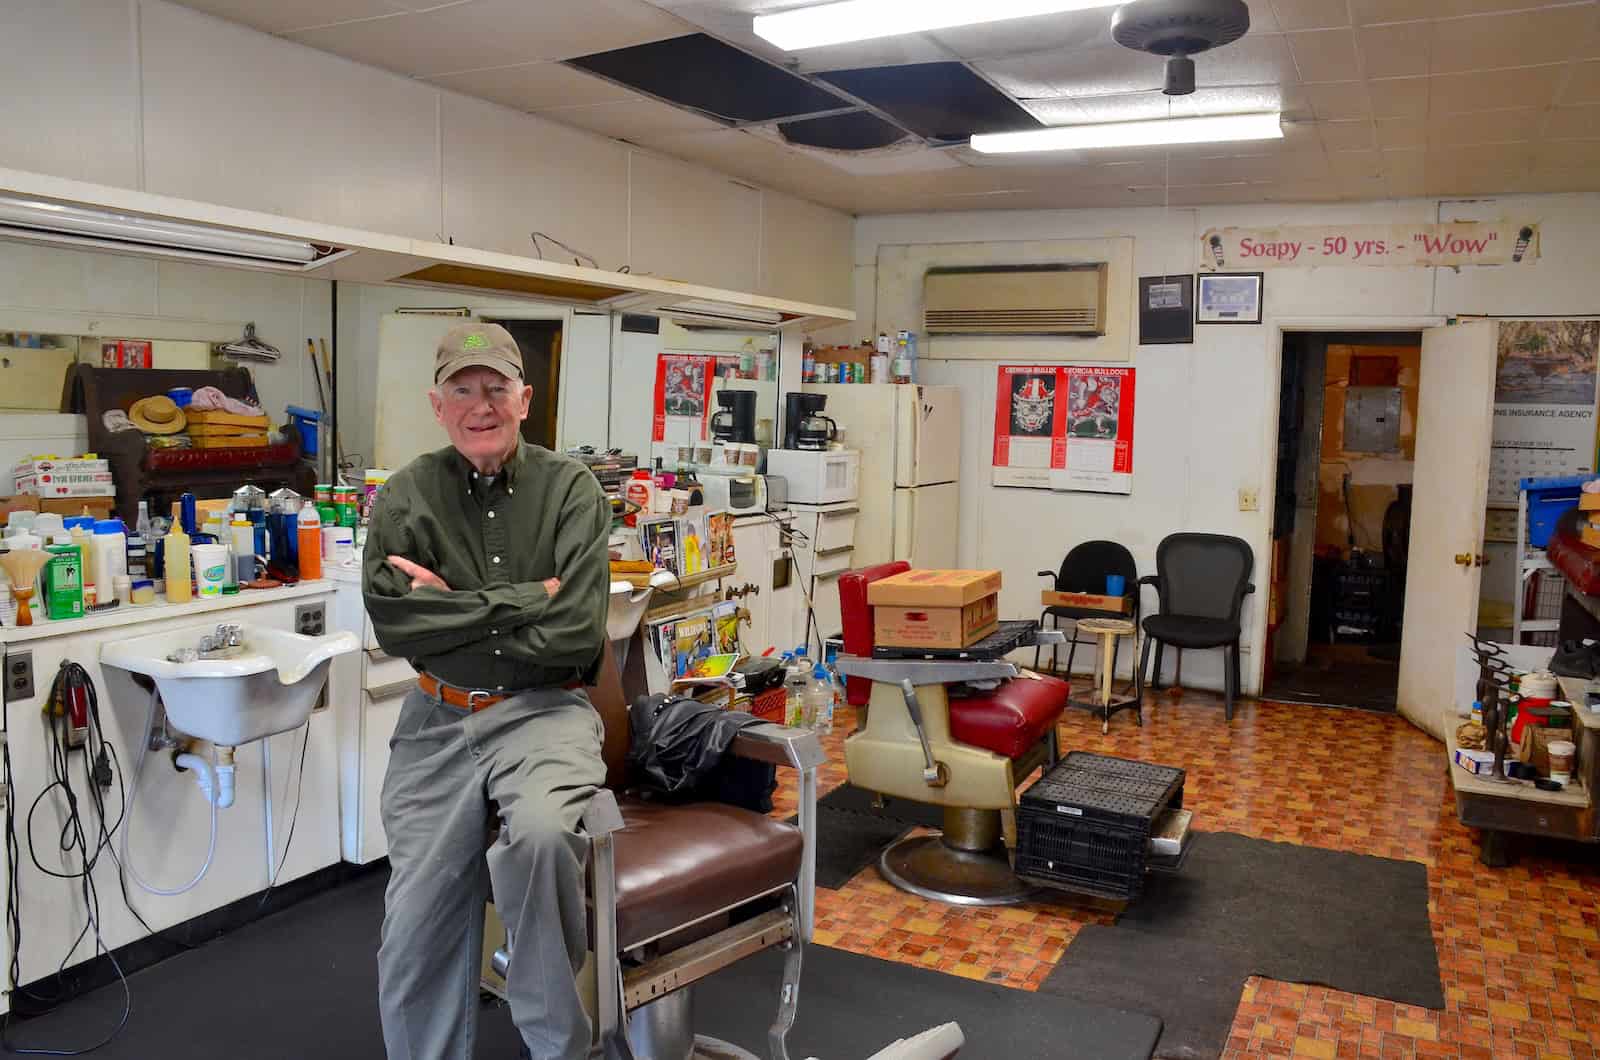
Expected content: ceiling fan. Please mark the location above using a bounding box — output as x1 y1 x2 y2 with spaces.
1110 0 1252 96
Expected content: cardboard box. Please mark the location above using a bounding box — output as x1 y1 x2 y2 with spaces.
1581 492 1600 511
1041 590 1130 614
1583 524 1600 549
39 496 114 520
867 569 1002 608
14 473 115 498
875 594 999 650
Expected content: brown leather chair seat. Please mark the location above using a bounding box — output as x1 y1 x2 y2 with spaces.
612 796 803 950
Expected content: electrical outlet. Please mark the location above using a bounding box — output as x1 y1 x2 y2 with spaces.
5 651 34 704
295 602 326 638
1238 488 1260 512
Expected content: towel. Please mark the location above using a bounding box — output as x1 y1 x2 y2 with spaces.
189 386 264 417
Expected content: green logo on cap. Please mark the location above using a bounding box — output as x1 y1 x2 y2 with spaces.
462 333 490 349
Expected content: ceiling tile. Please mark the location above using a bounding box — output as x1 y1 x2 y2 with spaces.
1375 117 1426 149
1544 104 1600 139
1517 167 1600 194
979 45 1164 99
1318 119 1376 151
172 0 416 35
1287 28 1360 82
1262 180 1346 202
1428 65 1567 113
1271 0 1349 31
923 8 1110 62
1427 6 1598 75
1356 24 1429 80
1166 154 1287 185
1166 182 1277 206
1367 77 1429 119
660 4 955 74
1352 0 1587 26
1304 81 1372 120
286 0 694 78
1326 149 1385 179
430 62 639 111
1428 107 1542 145
1563 60 1600 104
538 96 726 144
819 63 1040 141
1025 85 1296 125
1531 140 1600 168
1186 32 1302 87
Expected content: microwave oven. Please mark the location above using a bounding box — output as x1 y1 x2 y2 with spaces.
699 473 766 513
764 448 859 505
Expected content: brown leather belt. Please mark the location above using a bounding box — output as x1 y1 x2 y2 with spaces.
417 672 582 712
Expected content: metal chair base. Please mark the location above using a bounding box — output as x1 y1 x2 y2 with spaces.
879 833 1040 907
626 987 762 1060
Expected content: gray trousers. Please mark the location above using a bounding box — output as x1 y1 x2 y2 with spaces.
378 685 606 1060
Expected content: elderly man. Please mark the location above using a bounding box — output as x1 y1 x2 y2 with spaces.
363 322 612 1059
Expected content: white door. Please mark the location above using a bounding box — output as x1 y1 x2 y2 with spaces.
1397 320 1498 741
374 313 476 469
896 385 962 487
894 482 960 568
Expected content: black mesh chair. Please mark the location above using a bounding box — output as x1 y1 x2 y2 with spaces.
1138 533 1255 721
1034 540 1140 679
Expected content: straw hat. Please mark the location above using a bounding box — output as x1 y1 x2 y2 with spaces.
128 395 188 435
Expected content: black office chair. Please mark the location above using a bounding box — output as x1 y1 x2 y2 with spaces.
1034 540 1140 680
1138 533 1255 721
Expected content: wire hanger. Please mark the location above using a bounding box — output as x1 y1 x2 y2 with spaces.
213 322 282 364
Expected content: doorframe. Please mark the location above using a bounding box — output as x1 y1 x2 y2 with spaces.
1253 315 1447 697
478 306 574 447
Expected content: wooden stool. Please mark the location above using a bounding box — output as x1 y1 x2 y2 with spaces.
1071 617 1143 733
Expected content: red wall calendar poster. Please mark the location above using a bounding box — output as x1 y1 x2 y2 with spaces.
651 353 715 443
992 365 1135 494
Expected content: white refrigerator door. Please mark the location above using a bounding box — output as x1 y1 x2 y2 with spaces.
375 313 476 468
895 385 962 487
893 482 960 568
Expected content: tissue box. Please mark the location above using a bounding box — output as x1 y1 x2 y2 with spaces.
1453 748 1496 776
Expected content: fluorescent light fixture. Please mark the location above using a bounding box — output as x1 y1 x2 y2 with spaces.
669 299 786 326
0 194 321 264
753 0 1118 51
971 112 1283 153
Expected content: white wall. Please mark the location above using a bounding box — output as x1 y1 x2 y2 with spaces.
0 0 854 308
855 192 1600 695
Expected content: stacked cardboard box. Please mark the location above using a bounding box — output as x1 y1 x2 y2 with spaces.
1582 492 1600 548
870 569 1002 649
11 457 114 499
186 409 272 449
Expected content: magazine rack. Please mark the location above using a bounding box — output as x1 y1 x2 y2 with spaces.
617 560 742 704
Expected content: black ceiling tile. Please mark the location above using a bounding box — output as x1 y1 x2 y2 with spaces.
779 110 908 151
566 33 848 123
819 62 1044 142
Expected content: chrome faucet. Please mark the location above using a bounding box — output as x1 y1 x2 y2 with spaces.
197 624 244 656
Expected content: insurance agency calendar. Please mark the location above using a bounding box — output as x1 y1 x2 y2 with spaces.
1488 320 1600 506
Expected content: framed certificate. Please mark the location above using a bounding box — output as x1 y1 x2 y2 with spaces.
1196 272 1263 325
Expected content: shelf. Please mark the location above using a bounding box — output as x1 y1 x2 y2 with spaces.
0 581 334 643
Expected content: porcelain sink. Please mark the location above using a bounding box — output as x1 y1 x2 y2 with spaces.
101 622 359 746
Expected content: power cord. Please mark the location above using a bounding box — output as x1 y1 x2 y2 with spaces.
3 661 133 1056
255 723 311 913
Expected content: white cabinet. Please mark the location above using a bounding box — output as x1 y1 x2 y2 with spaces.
788 503 858 655
729 513 804 657
331 573 406 865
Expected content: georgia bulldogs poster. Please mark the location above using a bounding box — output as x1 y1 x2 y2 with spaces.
992 365 1134 493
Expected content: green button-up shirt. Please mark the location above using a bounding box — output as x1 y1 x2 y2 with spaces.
362 441 611 691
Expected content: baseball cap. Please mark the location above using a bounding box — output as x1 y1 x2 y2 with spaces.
434 322 523 384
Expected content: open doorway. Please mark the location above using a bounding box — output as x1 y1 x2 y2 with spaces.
1265 331 1424 712
486 317 563 450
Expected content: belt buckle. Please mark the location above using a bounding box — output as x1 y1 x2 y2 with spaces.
466 689 495 712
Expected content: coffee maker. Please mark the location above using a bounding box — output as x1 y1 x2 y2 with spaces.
710 390 756 445
783 392 837 451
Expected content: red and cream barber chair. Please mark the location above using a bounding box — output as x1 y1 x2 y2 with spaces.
836 563 1070 905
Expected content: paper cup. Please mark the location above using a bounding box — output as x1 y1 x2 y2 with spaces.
191 543 228 597
1547 739 1575 784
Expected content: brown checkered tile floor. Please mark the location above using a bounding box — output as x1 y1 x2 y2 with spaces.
769 689 1600 1059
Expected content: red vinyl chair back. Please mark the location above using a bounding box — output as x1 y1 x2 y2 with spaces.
838 561 910 707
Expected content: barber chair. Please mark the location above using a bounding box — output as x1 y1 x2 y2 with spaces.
835 563 1070 906
485 642 824 1060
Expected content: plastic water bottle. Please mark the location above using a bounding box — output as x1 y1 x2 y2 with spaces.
783 647 810 728
806 664 834 733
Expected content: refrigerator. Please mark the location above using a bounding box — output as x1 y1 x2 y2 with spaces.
799 383 961 568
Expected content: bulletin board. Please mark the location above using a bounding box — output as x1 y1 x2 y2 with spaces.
1487 320 1600 506
651 353 715 443
992 364 1135 494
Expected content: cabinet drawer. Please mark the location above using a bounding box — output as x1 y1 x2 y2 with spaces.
813 509 857 553
806 547 854 577
364 651 418 698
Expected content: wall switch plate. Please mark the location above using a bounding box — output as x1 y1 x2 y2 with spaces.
4 651 34 705
1238 488 1260 512
295 602 327 638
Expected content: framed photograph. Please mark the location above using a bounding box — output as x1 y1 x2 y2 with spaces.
1138 274 1194 345
1196 272 1263 325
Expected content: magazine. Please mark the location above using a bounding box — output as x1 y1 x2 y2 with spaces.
707 511 736 568
680 515 706 575
639 517 680 575
672 652 740 686
713 601 742 655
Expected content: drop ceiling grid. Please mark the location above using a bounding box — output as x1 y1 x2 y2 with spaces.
165 0 1600 211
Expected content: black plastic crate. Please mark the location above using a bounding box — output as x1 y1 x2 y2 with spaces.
1015 753 1186 900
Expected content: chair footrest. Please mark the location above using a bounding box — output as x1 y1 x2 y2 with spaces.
622 907 794 1011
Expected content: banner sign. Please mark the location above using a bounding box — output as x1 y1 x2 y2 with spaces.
993 365 1135 494
1488 320 1599 506
1200 222 1539 270
651 353 715 443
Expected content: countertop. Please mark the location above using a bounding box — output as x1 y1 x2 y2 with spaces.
0 581 336 644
